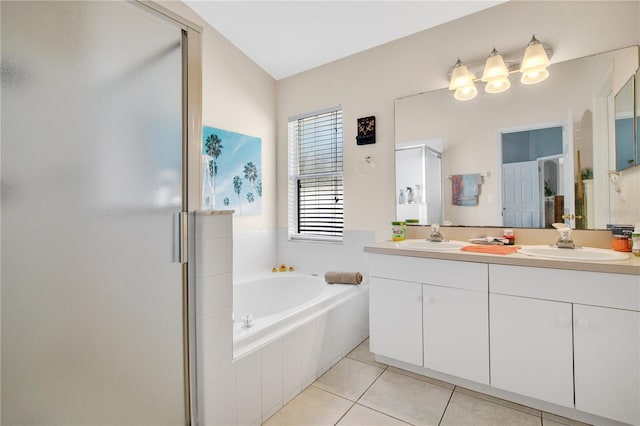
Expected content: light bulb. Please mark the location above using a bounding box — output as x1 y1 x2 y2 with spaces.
521 67 549 85
454 84 478 101
485 77 511 93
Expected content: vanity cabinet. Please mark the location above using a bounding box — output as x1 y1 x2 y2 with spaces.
367 250 640 426
573 305 639 425
369 277 422 365
423 284 488 384
489 294 574 408
490 264 640 425
369 254 489 384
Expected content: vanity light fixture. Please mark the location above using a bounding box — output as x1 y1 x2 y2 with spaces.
448 35 552 101
481 48 511 94
520 35 551 84
448 59 478 101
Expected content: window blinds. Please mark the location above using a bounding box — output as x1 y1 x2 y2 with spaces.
289 108 343 240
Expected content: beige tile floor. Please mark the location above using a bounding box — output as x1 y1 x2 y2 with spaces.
264 338 591 426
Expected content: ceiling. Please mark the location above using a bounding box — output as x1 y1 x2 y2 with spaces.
183 1 506 80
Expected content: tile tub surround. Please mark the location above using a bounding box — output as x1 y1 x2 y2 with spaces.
192 212 369 425
234 229 277 278
277 229 375 277
265 339 588 426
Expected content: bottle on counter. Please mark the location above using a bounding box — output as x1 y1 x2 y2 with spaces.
406 187 414 204
391 221 406 241
503 229 515 245
632 224 640 257
398 189 405 204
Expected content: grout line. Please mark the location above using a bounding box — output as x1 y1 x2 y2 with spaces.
437 385 456 426
311 384 357 403
354 364 387 402
312 359 387 405
345 351 389 370
454 386 542 418
346 355 389 370
385 366 454 391
333 401 356 425
353 403 416 425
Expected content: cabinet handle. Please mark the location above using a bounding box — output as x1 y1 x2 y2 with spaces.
577 318 590 328
556 316 570 326
412 294 423 302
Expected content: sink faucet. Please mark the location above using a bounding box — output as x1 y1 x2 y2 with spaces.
555 227 575 249
429 224 444 242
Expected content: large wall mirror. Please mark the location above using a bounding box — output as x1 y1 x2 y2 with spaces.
395 45 639 229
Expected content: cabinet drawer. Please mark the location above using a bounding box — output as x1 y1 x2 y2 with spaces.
490 264 640 311
369 254 487 292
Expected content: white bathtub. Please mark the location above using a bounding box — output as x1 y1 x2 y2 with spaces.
232 272 368 359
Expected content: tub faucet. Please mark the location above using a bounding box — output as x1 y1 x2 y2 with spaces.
429 224 444 242
555 227 575 249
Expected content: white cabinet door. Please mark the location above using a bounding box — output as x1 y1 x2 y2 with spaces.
490 294 574 408
423 285 489 384
574 305 640 425
369 277 422 365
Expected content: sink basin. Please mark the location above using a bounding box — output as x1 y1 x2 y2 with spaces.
518 245 630 262
395 240 467 250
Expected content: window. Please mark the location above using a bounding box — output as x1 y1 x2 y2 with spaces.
288 106 343 241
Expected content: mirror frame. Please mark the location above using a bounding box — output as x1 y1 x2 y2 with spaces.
614 74 636 171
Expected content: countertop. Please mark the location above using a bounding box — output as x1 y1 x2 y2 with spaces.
364 240 640 275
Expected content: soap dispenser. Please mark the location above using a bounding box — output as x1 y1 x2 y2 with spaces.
398 189 405 204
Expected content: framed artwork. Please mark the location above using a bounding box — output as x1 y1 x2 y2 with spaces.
356 115 376 145
202 126 262 216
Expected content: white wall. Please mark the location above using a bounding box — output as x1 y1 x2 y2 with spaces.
162 1 276 232
160 1 279 272
276 1 640 241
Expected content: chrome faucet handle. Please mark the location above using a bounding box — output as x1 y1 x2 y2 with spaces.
241 313 254 328
555 228 575 249
429 224 444 242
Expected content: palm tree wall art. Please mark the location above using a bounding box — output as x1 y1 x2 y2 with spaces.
202 126 262 215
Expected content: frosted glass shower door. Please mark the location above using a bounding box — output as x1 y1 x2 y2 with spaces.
2 2 186 424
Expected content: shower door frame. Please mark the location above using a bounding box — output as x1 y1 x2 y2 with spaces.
137 2 203 423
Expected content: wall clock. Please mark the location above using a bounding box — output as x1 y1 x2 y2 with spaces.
356 115 376 145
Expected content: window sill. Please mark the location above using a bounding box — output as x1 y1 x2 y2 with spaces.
288 235 343 244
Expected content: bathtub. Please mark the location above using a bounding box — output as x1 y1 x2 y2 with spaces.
232 272 368 360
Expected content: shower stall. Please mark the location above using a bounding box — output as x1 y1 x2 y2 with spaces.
1 2 201 423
